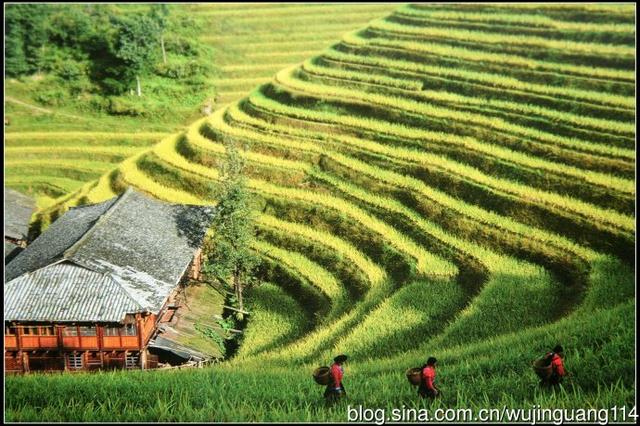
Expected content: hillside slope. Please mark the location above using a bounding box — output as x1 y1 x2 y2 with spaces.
8 3 636 422
4 3 396 207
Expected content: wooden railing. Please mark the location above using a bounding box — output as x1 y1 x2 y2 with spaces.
103 336 139 349
5 321 148 351
5 335 140 350
61 336 99 349
5 336 17 348
20 336 58 349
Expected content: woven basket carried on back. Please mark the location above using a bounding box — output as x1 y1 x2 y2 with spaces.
532 358 553 380
406 367 422 386
313 366 331 385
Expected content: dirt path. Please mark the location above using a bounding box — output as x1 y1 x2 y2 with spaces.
5 96 88 121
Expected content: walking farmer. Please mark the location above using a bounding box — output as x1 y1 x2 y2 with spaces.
324 354 348 402
418 357 440 399
535 344 567 388
546 345 566 386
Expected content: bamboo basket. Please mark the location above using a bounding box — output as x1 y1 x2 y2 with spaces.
313 366 331 385
406 367 422 386
532 358 553 380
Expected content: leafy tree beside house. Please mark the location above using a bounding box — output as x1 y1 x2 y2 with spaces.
203 142 260 320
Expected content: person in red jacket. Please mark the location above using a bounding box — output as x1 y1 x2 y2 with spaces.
546 345 566 387
418 357 439 399
324 354 347 402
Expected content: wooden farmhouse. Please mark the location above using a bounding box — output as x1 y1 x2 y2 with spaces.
4 188 214 373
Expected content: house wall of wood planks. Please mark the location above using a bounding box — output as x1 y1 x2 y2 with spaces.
4 254 203 374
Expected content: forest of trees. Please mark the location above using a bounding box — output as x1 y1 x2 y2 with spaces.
5 4 212 117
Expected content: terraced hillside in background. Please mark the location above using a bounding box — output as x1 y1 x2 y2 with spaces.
194 3 398 108
4 3 396 209
8 3 636 422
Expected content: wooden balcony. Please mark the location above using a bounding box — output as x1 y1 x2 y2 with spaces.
7 304 166 355
62 336 99 349
5 320 148 352
5 335 17 349
20 336 58 349
5 335 136 350
103 336 139 349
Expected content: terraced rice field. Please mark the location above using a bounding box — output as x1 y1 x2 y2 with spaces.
3 3 396 208
7 3 636 422
192 3 398 107
4 132 167 207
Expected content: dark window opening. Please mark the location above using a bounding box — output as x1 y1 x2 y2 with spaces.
123 323 137 336
40 326 55 336
148 346 190 366
22 327 39 335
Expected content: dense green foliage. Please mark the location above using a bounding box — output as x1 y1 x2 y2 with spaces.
4 4 213 114
110 13 160 96
203 141 260 316
5 4 50 76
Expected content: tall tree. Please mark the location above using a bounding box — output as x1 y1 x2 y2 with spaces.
149 4 170 65
203 142 259 317
111 13 160 96
5 4 50 76
5 23 29 77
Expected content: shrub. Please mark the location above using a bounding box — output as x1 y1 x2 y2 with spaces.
34 89 66 106
54 60 85 81
164 35 200 56
100 77 130 95
184 75 208 90
84 94 108 112
154 60 206 79
106 96 146 116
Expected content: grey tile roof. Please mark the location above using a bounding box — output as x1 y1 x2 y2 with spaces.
4 188 36 240
4 188 214 322
73 257 176 313
66 189 213 296
4 197 118 283
4 262 142 323
4 241 21 261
